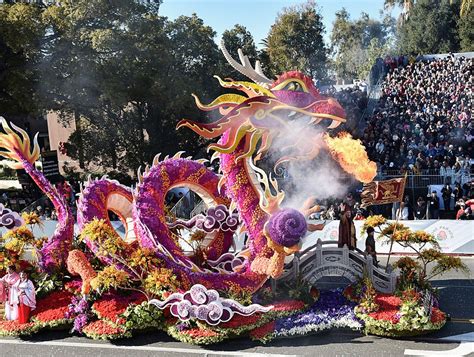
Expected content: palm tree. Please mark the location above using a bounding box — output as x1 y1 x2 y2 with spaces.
385 0 472 18
455 0 472 16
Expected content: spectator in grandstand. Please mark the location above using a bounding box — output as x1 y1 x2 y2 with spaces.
354 209 365 220
363 54 472 182
463 181 474 197
375 139 385 155
440 161 452 184
396 202 409 220
441 183 453 211
455 200 466 220
427 191 440 219
326 205 337 220
453 182 464 202
414 197 427 220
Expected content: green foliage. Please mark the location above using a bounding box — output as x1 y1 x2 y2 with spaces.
265 1 328 81
0 1 217 174
393 249 469 292
354 273 379 314
458 3 473 51
330 9 395 81
0 166 16 179
357 296 446 337
393 257 421 292
272 274 314 304
0 3 44 116
122 301 164 331
224 285 253 306
32 272 65 299
397 298 431 330
221 24 258 81
427 255 470 280
397 0 460 55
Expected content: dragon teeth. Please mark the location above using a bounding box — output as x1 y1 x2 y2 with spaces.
327 120 341 129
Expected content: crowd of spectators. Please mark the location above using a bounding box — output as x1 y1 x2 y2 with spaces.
362 54 473 183
0 179 78 219
323 86 368 133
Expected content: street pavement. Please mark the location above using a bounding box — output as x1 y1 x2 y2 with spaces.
0 257 472 357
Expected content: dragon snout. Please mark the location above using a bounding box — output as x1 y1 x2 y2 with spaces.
327 98 346 119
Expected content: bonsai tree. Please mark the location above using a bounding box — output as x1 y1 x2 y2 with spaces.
363 215 469 292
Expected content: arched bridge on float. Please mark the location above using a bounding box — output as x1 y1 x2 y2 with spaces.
276 239 398 293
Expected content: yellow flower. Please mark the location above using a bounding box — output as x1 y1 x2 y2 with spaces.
128 248 160 270
34 236 48 249
394 257 419 271
21 212 43 227
80 219 126 257
361 215 387 234
380 222 408 237
97 236 126 257
413 230 435 243
419 248 443 262
144 268 180 298
80 218 116 242
393 230 412 242
364 215 386 228
2 226 35 244
4 238 25 253
189 230 206 242
90 265 129 292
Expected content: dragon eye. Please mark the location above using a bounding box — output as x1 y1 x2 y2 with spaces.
283 81 305 92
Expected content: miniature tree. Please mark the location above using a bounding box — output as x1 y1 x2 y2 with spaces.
363 215 469 292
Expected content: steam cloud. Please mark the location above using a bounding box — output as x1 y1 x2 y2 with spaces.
267 118 353 210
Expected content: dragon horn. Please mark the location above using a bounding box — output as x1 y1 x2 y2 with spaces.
220 40 272 87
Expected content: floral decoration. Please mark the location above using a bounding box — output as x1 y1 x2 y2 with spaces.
66 250 97 295
0 321 38 336
0 204 23 229
31 290 74 328
355 292 446 337
92 292 146 326
144 267 180 299
90 265 130 292
82 320 131 340
149 284 272 326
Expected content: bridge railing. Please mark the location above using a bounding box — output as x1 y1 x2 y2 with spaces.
277 239 398 294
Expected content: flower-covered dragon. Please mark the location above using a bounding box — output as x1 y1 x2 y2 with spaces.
0 42 376 293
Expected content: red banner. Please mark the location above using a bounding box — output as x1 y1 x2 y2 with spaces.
361 176 406 208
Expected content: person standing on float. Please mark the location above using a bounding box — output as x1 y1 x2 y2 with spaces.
0 265 20 320
338 204 356 250
11 271 36 324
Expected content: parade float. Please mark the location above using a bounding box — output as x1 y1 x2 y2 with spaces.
0 43 466 344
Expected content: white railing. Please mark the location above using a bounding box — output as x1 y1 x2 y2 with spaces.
277 239 398 293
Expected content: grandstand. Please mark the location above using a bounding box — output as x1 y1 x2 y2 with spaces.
360 52 473 218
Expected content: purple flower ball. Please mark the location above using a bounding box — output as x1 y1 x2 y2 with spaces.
267 208 307 247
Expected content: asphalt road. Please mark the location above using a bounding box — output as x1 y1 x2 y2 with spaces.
0 258 472 357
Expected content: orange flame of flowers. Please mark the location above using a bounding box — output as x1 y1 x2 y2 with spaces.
67 250 97 295
324 132 377 183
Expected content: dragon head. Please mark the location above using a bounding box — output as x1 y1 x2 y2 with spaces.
177 41 346 167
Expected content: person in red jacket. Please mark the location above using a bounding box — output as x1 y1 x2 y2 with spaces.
456 200 466 220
